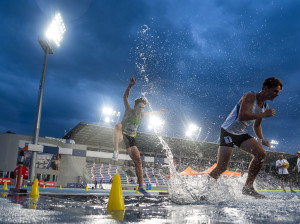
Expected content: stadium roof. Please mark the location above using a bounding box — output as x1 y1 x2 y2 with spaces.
63 122 296 164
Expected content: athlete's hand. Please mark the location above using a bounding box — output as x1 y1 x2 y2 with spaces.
263 108 275 117
261 139 271 148
129 78 136 86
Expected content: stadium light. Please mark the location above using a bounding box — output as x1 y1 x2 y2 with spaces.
104 117 111 123
29 13 66 183
45 13 66 47
270 139 279 148
101 106 120 124
185 123 201 140
102 107 113 115
148 116 165 133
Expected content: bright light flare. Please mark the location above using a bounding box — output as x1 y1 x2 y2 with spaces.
188 124 199 132
270 139 279 148
148 116 165 131
185 123 201 139
185 130 192 137
270 140 279 145
102 107 113 115
45 13 66 47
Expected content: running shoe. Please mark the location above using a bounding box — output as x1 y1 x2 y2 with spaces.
138 186 151 196
112 151 119 161
291 189 296 193
242 187 266 199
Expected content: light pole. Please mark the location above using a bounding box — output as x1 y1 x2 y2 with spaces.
29 13 66 183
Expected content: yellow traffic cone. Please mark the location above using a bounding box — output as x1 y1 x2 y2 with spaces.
59 185 62 190
107 174 125 211
30 178 39 198
107 210 125 221
1 180 8 197
86 185 88 191
2 180 8 190
135 184 139 194
30 196 39 209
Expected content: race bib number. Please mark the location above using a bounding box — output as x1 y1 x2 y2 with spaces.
224 136 233 144
124 124 138 137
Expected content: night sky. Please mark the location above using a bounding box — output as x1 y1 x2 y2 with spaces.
0 0 299 153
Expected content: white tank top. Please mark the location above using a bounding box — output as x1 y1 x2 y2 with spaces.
221 92 267 135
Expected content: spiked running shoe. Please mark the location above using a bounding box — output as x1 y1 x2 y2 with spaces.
242 187 266 199
112 151 119 161
138 186 151 196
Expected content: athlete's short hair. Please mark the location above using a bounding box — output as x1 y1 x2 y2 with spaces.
134 97 147 106
262 77 283 90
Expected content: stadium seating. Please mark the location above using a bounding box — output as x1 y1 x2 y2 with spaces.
87 162 290 190
86 162 169 186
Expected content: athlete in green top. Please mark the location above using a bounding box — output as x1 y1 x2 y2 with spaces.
112 78 166 195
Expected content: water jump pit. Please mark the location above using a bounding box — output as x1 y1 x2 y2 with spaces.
1 175 300 224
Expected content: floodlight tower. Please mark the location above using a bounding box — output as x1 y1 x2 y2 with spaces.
29 13 66 183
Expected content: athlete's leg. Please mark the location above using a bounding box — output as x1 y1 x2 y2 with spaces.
209 146 233 179
113 123 123 151
112 123 123 161
288 179 295 192
280 179 286 191
127 146 144 187
239 138 266 188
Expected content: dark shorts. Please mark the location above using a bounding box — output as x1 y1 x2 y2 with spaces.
220 128 253 147
123 134 136 148
279 174 290 182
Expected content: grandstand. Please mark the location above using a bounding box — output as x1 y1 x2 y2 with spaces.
85 161 169 187
63 122 296 171
62 122 299 189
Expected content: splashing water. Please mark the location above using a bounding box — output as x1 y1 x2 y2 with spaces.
136 25 250 205
142 91 249 205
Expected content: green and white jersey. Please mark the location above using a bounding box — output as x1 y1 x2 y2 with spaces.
121 113 143 137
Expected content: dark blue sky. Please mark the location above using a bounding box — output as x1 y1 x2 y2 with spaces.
0 0 299 153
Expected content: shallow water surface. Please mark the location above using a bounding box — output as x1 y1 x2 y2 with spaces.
1 190 300 223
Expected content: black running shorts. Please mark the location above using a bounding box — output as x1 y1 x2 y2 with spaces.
219 128 253 147
123 134 136 148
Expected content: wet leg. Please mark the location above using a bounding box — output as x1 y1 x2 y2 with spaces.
209 146 233 179
240 138 266 188
127 146 144 187
113 123 123 151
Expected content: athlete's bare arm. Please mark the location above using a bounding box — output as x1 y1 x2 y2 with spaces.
253 118 271 148
123 78 136 111
238 92 275 121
